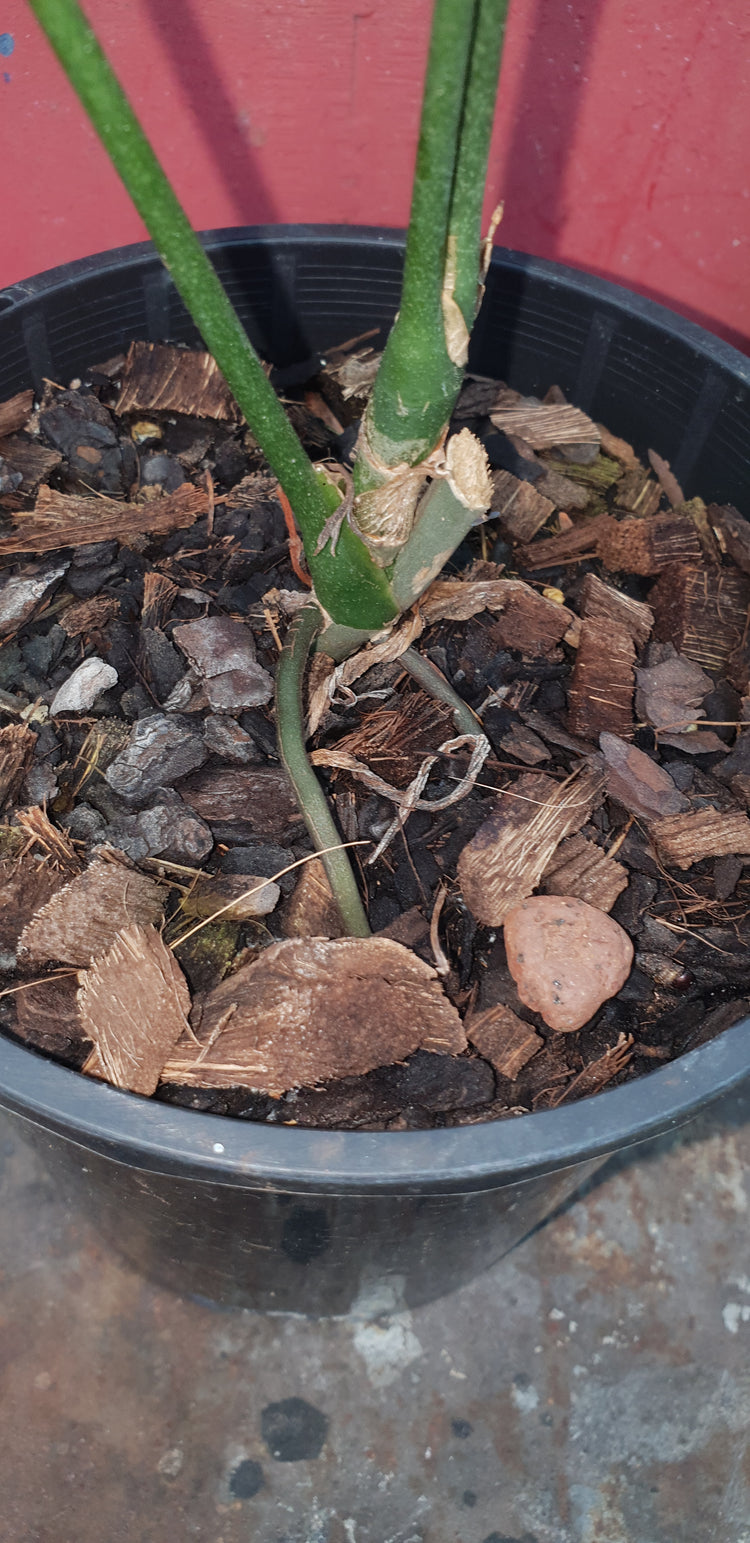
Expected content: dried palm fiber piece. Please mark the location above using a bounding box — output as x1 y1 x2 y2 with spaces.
80 925 192 1096
162 937 466 1097
458 762 604 927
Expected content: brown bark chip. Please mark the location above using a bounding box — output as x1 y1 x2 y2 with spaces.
18 856 165 967
116 341 241 422
457 762 604 926
567 618 636 740
650 562 750 675
578 573 654 651
467 1003 542 1079
80 925 192 1096
504 895 634 1033
710 504 750 575
649 808 750 870
599 732 689 820
0 482 208 555
162 937 466 1096
14 973 88 1063
180 766 301 840
541 832 629 912
491 470 555 543
0 390 35 437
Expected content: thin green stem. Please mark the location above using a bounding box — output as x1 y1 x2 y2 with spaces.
448 0 510 326
276 605 372 938
28 0 395 632
402 648 481 737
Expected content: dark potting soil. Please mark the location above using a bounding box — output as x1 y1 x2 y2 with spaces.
0 339 748 1130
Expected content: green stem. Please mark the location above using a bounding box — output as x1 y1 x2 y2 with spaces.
276 605 371 938
356 0 479 484
402 648 481 737
28 0 395 632
448 0 510 326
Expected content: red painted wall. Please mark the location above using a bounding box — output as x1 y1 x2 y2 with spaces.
1 0 748 349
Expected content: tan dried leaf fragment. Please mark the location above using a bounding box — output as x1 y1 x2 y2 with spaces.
457 762 604 926
18 856 165 967
80 925 192 1095
162 936 466 1096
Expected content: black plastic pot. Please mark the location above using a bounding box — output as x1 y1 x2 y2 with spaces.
0 227 748 1316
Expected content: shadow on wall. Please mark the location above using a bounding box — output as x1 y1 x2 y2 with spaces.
142 0 280 225
493 0 607 255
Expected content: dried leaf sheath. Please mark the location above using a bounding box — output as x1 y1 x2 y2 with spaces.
80 925 192 1096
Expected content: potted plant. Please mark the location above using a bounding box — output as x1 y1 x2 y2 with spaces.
0 0 747 1313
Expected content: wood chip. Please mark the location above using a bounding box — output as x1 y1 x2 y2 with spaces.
457 762 604 926
179 767 300 839
541 832 628 912
710 504 750 575
599 732 689 820
515 513 612 569
498 720 551 765
80 924 192 1095
162 937 466 1096
13 804 81 873
613 465 662 517
141 570 178 629
0 724 37 809
649 808 750 869
489 402 599 454
280 857 346 939
650 562 750 675
116 341 241 422
422 577 573 659
324 693 454 788
578 573 654 650
567 618 635 740
597 424 638 468
0 434 63 494
0 390 34 438
491 470 555 543
0 481 208 555
467 1003 542 1079
18 856 165 966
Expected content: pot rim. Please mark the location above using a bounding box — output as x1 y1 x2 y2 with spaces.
0 227 748 1195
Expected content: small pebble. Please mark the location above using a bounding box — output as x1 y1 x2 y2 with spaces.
503 894 634 1032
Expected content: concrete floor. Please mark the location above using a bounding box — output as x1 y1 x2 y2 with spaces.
0 1087 749 1543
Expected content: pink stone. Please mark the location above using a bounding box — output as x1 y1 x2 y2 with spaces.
503 895 634 1033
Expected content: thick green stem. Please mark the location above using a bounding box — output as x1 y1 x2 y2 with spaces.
355 0 479 487
448 0 510 326
276 605 371 938
28 0 395 632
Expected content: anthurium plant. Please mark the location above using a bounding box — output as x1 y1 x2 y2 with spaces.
28 0 509 935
